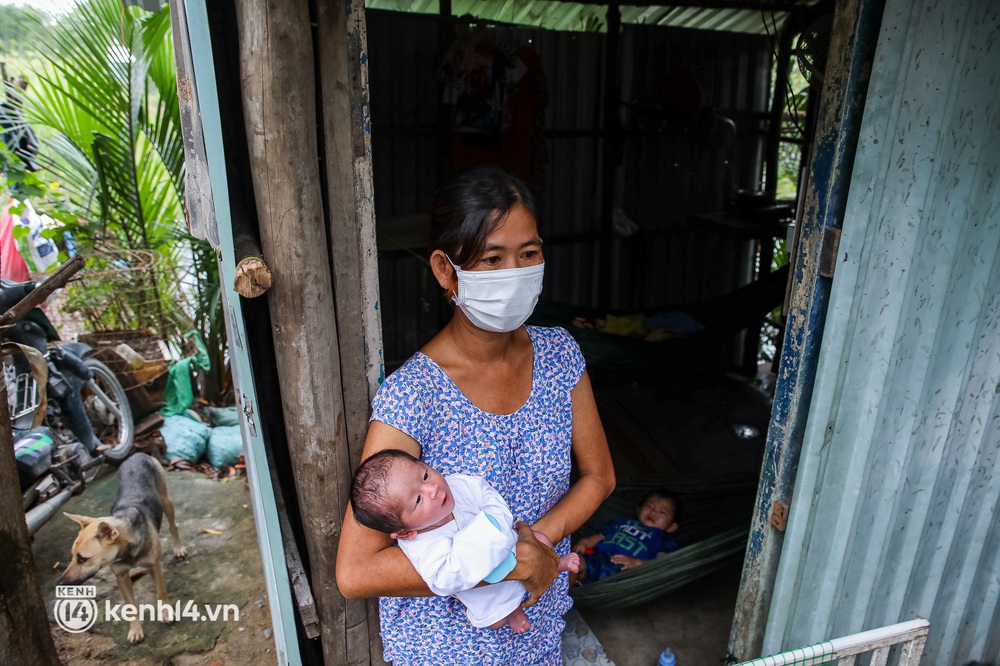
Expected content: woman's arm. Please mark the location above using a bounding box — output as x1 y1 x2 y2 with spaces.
533 370 616 544
335 421 432 599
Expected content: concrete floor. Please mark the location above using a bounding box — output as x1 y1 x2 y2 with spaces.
578 559 742 666
31 464 275 664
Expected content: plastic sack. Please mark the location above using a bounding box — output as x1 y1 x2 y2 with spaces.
206 405 240 427
160 331 213 417
206 425 243 468
13 200 59 273
161 414 211 462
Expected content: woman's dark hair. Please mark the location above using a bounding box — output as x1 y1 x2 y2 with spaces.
351 449 420 533
638 488 684 525
429 166 541 267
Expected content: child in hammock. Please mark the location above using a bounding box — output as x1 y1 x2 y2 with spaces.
350 448 579 633
571 488 682 584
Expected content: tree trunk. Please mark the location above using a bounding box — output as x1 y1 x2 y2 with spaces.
0 382 61 666
235 0 354 662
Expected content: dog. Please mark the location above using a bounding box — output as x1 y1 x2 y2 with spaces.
57 452 187 644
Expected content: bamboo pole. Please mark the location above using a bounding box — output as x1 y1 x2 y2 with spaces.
235 0 353 662
314 0 385 661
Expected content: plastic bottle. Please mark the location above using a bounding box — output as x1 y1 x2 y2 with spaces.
657 648 676 666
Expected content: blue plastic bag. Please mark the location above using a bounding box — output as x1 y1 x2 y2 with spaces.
161 414 211 462
206 425 243 468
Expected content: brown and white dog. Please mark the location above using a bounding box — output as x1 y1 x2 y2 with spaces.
57 452 187 643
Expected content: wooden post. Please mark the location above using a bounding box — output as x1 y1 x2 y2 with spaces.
598 3 621 310
314 0 385 661
0 383 61 666
235 0 354 662
170 3 271 298
169 0 220 249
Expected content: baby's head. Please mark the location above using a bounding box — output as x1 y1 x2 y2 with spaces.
636 488 682 533
350 449 456 540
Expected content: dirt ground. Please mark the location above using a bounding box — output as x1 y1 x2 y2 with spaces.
30 463 277 665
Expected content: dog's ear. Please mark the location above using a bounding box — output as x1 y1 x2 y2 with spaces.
64 513 94 528
96 521 119 543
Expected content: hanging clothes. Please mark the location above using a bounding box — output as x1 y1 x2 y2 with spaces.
439 27 549 185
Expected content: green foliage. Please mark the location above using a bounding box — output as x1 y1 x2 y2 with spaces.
773 52 810 202
14 0 228 403
0 5 54 55
0 138 46 199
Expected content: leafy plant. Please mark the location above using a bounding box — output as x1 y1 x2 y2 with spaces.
0 5 54 56
0 138 46 199
16 0 228 403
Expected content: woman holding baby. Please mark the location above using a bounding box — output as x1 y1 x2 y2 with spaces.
336 166 615 665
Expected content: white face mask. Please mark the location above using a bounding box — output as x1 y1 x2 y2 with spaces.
449 258 545 333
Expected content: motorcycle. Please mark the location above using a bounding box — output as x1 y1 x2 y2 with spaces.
2 257 134 535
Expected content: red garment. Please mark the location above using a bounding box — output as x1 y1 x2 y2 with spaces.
446 44 549 186
1 200 31 282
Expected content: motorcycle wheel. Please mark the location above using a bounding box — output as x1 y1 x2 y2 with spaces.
82 358 134 461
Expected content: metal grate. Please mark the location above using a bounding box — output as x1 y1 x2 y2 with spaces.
735 619 929 666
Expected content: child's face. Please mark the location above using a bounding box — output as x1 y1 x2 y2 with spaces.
387 458 456 534
637 496 678 532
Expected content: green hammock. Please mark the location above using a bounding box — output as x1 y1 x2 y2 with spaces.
569 476 757 609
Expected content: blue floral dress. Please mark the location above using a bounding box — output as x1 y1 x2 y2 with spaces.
370 325 585 666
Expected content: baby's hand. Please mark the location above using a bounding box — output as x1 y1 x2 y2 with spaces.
572 542 588 554
609 554 643 570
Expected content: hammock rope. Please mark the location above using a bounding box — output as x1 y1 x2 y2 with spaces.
569 476 756 609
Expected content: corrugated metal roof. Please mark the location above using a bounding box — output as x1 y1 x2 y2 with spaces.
366 1 816 34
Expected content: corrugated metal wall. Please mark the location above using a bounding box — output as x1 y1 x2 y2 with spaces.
618 26 770 306
763 0 1000 663
367 9 772 366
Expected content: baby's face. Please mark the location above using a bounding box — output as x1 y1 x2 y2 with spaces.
387 458 456 533
637 496 677 532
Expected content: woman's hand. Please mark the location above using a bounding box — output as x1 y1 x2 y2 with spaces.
610 554 644 570
511 521 560 607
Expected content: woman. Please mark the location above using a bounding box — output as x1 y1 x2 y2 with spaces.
336 166 615 665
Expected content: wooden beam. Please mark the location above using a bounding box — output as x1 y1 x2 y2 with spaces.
235 0 352 662
598 3 621 309
314 0 385 662
169 0 219 249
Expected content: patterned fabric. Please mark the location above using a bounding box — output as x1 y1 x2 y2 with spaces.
371 326 585 666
